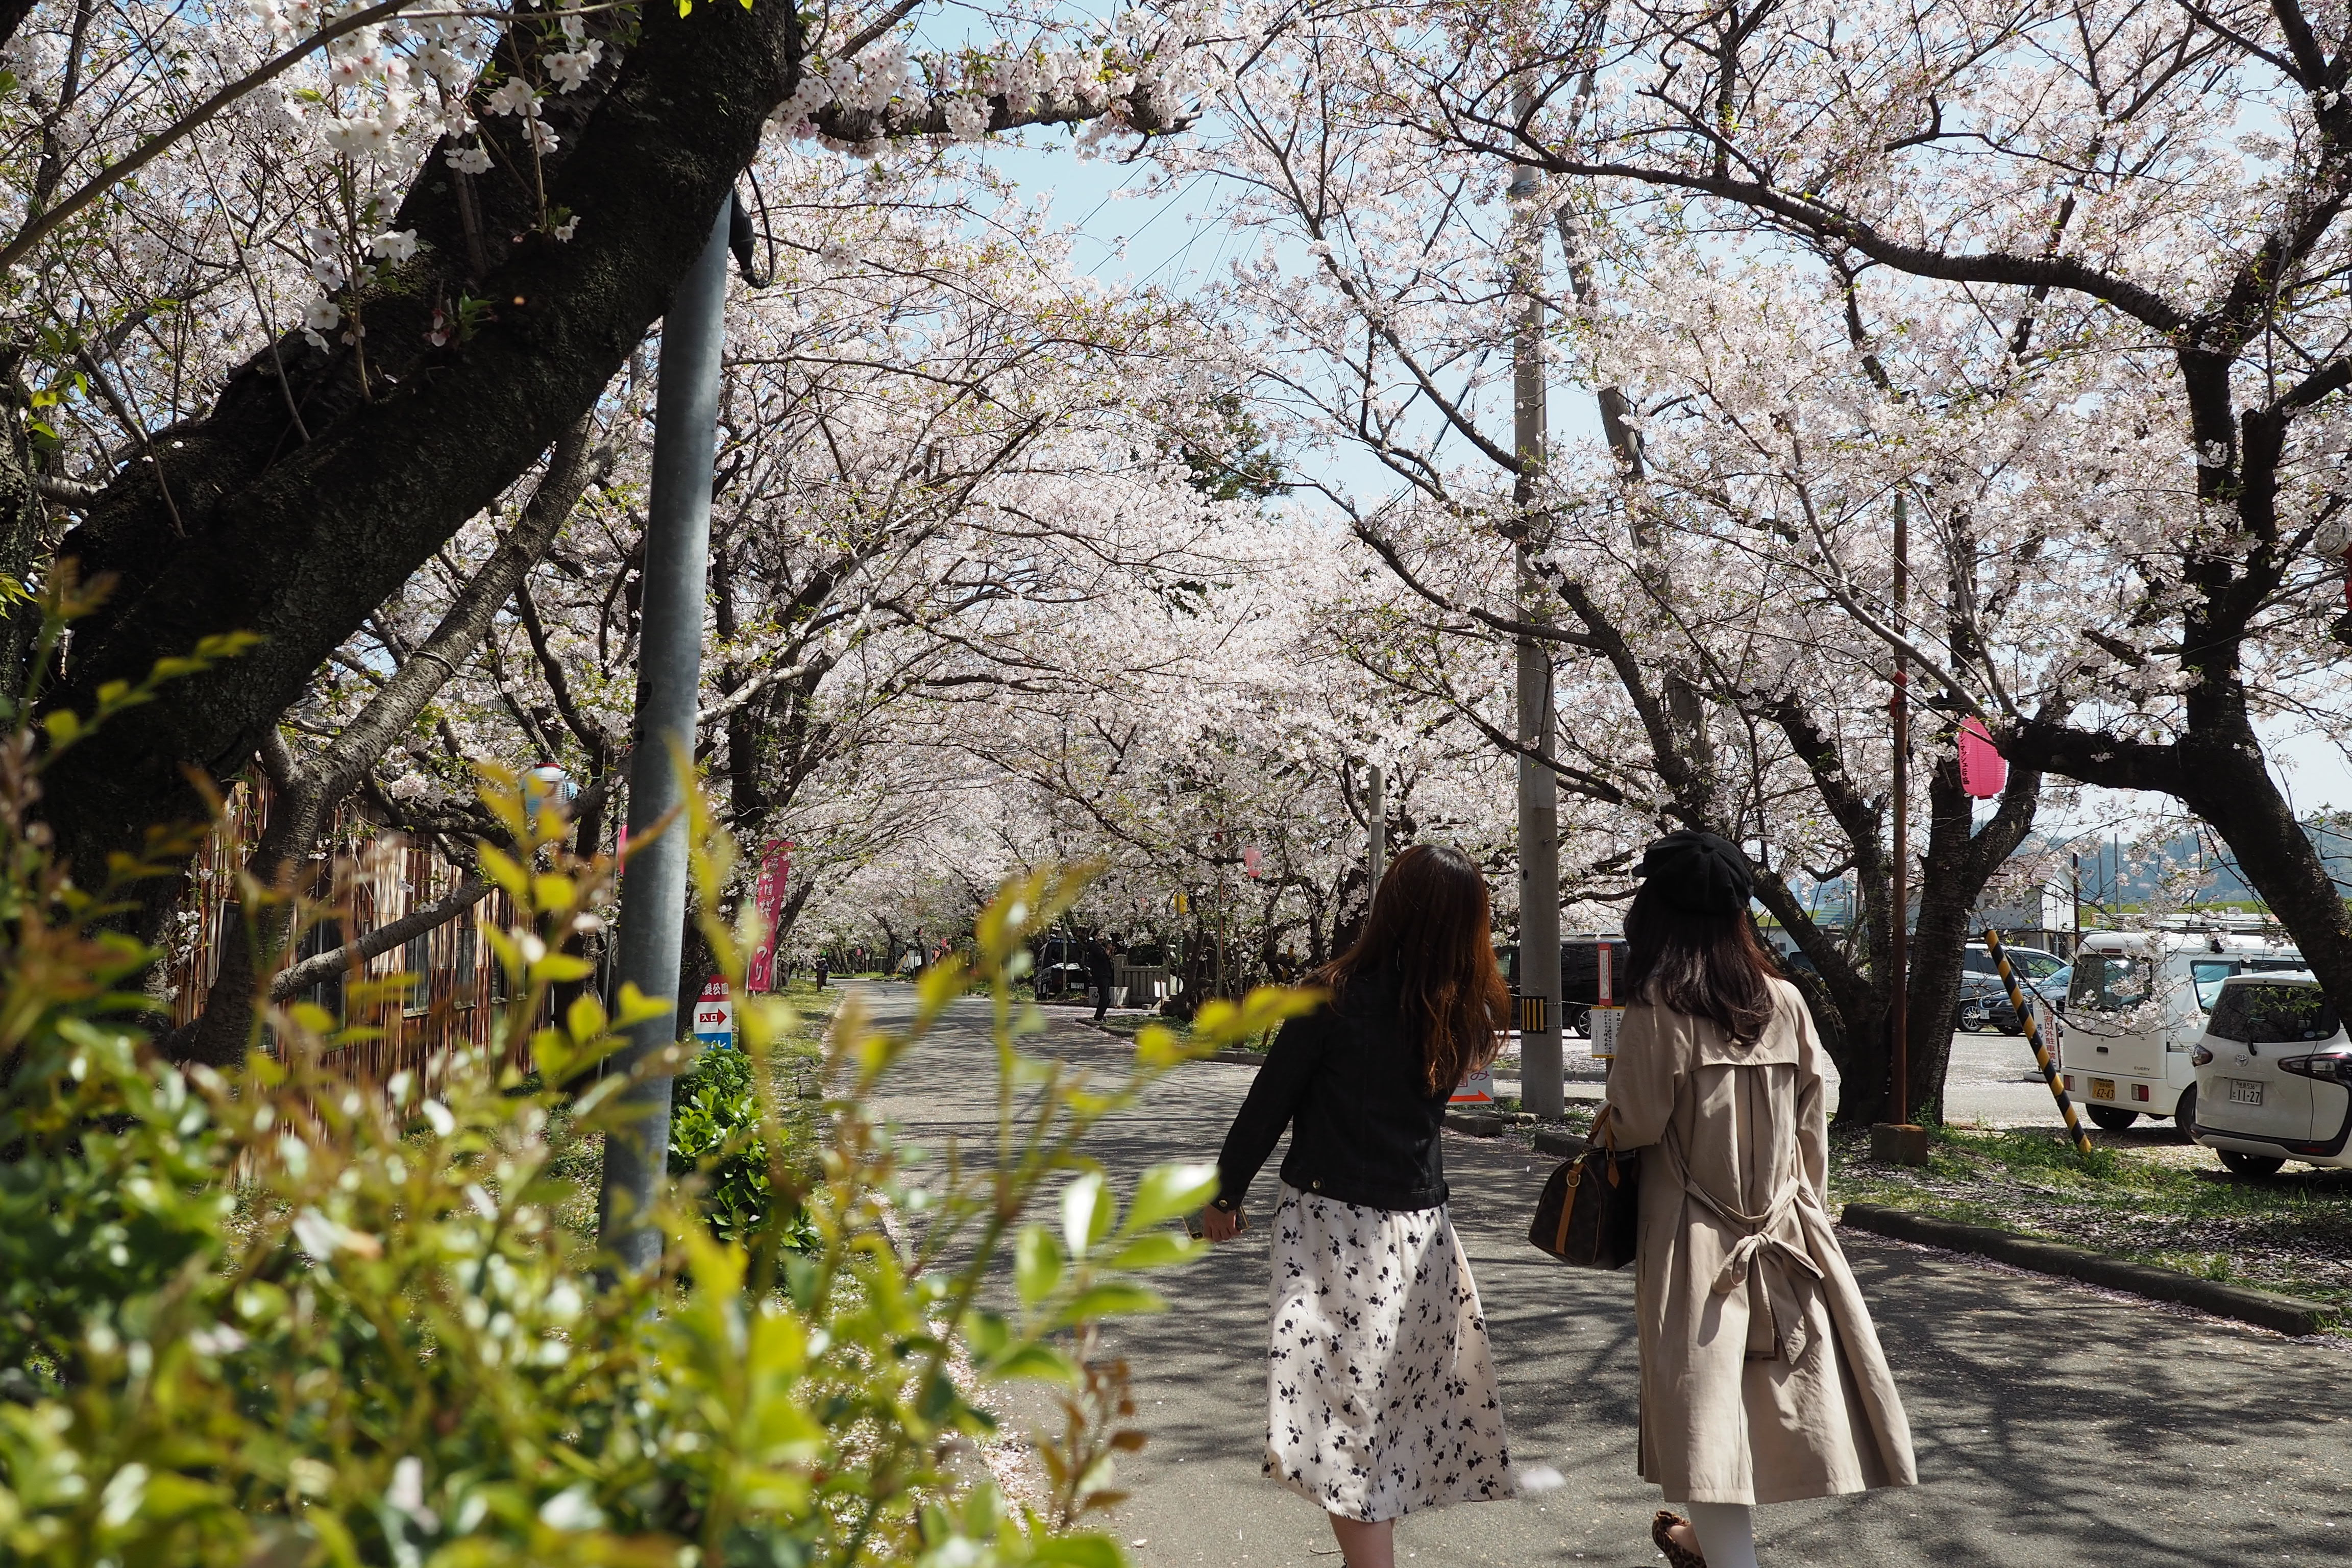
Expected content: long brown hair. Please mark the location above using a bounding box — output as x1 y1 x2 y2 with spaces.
1622 880 1778 1043
1312 844 1511 1094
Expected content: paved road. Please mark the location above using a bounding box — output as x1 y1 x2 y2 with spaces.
858 987 2351 1567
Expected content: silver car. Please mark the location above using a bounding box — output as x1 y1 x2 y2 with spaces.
2189 972 2352 1177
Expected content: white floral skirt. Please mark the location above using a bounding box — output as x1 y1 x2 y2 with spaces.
1263 1184 1515 1522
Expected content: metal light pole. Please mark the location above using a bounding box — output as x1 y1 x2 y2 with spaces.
1510 105 1563 1121
1367 762 1388 892
595 200 732 1275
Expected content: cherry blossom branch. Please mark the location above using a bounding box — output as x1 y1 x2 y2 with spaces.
0 0 446 273
31 474 107 504
1498 152 2191 334
1334 491 1604 649
1760 441 1999 723
268 876 492 1001
696 641 844 729
828 0 924 64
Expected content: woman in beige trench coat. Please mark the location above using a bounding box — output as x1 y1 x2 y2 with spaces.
1602 831 1916 1568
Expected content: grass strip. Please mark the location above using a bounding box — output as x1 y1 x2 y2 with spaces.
1830 1122 2352 1312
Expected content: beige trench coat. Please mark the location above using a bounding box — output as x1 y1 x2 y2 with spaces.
1602 977 1916 1506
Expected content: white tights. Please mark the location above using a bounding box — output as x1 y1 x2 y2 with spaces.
1686 1502 1759 1568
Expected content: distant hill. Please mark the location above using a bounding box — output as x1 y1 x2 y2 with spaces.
1759 819 2352 931
2070 820 2352 909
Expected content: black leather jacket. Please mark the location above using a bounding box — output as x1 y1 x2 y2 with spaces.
1213 967 1451 1213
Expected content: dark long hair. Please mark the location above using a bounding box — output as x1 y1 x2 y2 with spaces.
1622 880 1779 1044
1312 844 1511 1094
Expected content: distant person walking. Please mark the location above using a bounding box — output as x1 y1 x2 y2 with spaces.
1605 831 1916 1568
1087 935 1117 1021
1200 844 1515 1568
815 951 829 990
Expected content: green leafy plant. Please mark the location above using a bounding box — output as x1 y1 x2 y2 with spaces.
0 592 1317 1565
667 1044 816 1250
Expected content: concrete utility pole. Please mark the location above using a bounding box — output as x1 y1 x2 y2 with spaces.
1510 103 1564 1121
596 201 732 1275
1367 762 1388 893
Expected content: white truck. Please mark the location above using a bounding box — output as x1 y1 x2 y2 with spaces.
2057 926 2305 1133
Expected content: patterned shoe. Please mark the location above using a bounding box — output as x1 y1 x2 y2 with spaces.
1652 1510 1706 1568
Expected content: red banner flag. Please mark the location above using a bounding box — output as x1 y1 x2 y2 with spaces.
745 840 793 992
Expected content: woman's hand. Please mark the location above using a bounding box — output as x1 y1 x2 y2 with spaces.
1202 1204 1244 1242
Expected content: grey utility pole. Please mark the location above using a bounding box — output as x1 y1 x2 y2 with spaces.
1510 107 1563 1121
595 200 732 1275
1367 762 1388 893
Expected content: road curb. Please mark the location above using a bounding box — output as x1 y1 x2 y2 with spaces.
1530 1126 1587 1159
1840 1202 2335 1337
1444 1109 1506 1137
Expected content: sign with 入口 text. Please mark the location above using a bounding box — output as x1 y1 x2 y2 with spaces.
694 975 733 1049
1450 1066 1498 1106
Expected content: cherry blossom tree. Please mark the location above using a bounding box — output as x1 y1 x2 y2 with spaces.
1314 0 2352 1042
222 138 1273 1035
0 0 1202 932
1169 19 2055 1118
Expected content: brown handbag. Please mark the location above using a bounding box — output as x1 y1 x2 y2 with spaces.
1527 1104 1640 1269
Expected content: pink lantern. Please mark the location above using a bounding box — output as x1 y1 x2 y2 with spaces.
1957 717 2008 799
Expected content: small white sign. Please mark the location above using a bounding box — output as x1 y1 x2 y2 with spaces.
1451 1066 1498 1105
693 975 734 1048
1588 1006 1626 1060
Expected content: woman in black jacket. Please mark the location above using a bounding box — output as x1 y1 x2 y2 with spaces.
1200 843 1517 1568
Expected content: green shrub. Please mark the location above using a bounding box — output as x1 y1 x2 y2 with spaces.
667 1046 815 1251
0 607 1314 1566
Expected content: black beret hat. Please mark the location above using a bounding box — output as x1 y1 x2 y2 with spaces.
1636 829 1754 917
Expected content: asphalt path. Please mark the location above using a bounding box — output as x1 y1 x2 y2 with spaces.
852 985 2352 1568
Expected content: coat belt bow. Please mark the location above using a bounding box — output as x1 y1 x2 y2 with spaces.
1670 1137 1825 1362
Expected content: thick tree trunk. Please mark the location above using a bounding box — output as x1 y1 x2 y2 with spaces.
1750 872 1888 1125
1753 695 1893 1125
676 906 716 1036
1906 743 2042 1122
180 420 599 1064
35 3 800 926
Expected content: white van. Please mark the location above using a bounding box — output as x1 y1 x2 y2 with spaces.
2057 928 2304 1133
2189 971 2351 1176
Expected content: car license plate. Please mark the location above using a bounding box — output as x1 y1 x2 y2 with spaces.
2230 1079 2265 1107
2091 1078 2116 1101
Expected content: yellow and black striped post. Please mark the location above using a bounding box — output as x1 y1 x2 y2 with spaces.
1983 928 2094 1157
